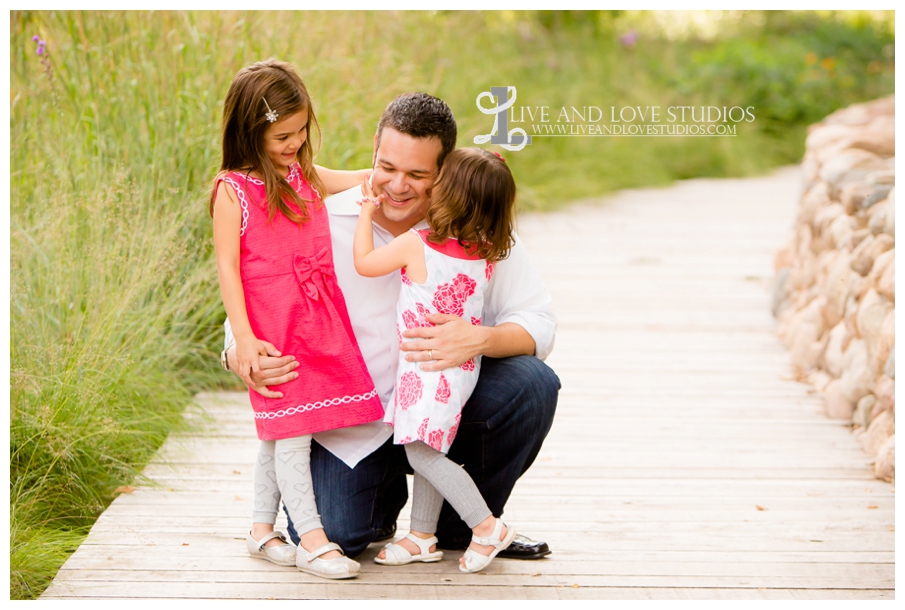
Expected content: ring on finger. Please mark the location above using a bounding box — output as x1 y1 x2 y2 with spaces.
427 349 433 361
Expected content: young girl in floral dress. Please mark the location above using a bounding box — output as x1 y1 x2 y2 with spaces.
353 148 518 573
210 59 384 579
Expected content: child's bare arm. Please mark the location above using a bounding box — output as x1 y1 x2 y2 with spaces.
212 181 271 384
353 201 422 278
315 165 370 195
352 177 423 277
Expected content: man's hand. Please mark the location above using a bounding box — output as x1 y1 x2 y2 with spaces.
400 314 490 372
227 341 299 399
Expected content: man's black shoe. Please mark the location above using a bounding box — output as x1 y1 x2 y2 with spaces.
373 523 397 543
496 534 551 559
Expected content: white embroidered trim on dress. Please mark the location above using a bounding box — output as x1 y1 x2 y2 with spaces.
286 163 320 198
222 176 250 237
287 163 300 187
254 389 379 420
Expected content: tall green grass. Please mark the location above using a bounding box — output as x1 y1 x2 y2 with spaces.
10 10 894 599
10 179 222 597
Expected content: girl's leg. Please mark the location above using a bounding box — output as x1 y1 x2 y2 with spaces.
404 441 509 567
375 470 443 560
438 356 558 550
251 440 285 548
404 441 491 527
410 471 445 534
274 435 340 559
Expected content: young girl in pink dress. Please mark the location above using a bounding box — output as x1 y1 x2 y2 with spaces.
353 148 518 573
210 59 384 579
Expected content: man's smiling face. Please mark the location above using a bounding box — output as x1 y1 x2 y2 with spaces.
370 127 442 236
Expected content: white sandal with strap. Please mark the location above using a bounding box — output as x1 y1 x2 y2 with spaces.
296 542 360 579
246 530 296 567
460 519 517 573
374 533 444 566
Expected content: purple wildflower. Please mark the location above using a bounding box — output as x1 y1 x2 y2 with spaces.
31 35 57 109
619 30 638 49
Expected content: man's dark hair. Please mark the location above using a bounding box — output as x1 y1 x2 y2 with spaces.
376 92 457 168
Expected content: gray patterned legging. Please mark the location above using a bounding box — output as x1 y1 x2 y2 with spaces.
405 440 492 533
253 435 323 536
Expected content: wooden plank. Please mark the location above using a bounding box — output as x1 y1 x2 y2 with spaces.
74 532 895 554
109 479 894 501
46 569 895 590
89 507 894 530
77 514 895 535
140 466 881 480
57 546 896 566
39 581 894 601
91 503 895 523
54 556 895 579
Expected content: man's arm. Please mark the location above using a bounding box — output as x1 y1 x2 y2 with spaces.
401 316 535 372
400 233 556 371
223 318 299 399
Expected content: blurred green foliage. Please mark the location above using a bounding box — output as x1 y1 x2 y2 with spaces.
9 9 894 598
660 11 894 156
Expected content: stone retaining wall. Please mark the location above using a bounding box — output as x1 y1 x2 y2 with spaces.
773 95 895 483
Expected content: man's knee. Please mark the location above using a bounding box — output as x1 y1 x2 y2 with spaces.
481 356 560 431
306 438 409 559
320 511 375 559
518 356 561 411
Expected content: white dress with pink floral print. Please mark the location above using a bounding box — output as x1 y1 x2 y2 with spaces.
386 229 494 454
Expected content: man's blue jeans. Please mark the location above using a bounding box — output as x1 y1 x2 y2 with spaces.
284 355 560 558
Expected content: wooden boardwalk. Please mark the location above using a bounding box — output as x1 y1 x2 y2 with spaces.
42 166 894 600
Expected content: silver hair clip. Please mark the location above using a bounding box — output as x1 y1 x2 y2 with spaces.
262 97 278 123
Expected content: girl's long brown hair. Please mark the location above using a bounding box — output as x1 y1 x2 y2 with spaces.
209 58 326 224
426 148 517 262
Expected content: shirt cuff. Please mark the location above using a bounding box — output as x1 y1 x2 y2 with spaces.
224 319 235 351
495 312 557 361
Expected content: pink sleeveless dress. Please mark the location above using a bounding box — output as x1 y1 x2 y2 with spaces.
216 164 384 441
385 229 494 454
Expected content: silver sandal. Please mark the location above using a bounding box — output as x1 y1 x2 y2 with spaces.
246 530 296 567
296 542 360 579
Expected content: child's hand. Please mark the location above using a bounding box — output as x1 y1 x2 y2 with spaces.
235 335 272 388
357 174 385 213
